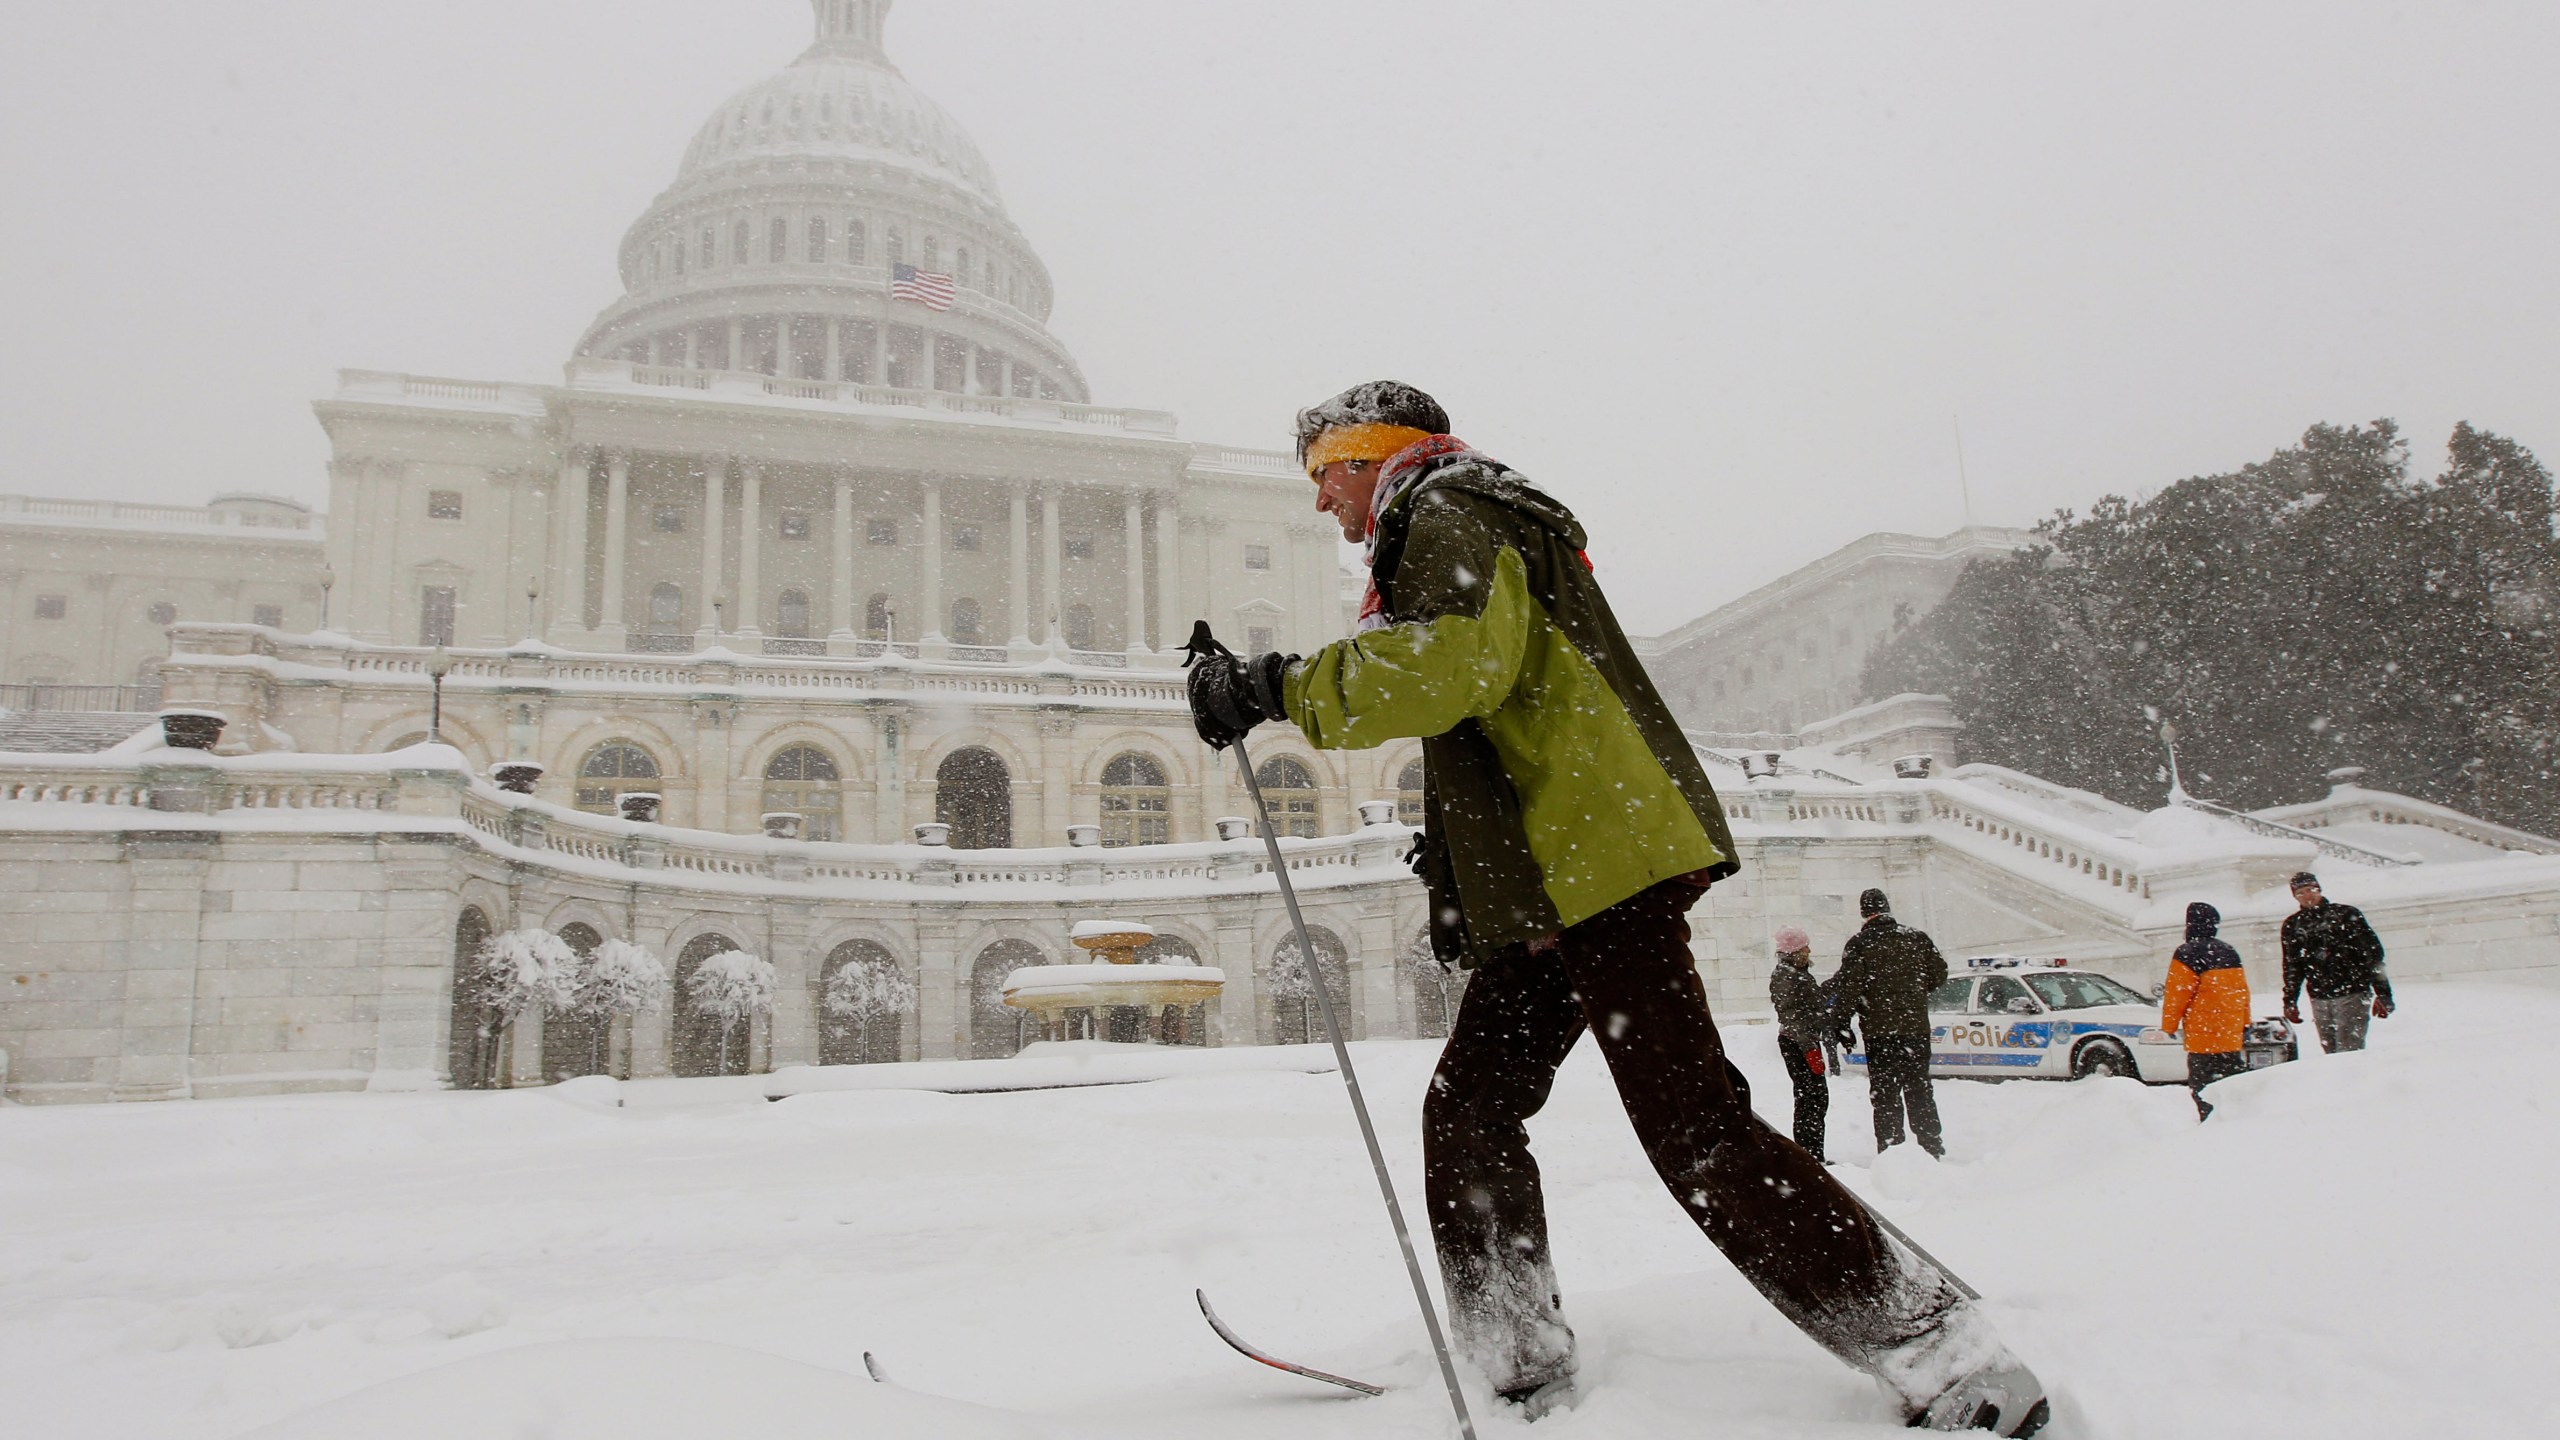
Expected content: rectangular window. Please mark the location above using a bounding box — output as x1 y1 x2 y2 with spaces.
252 604 285 629
34 595 65 621
779 512 811 540
1243 543 1272 571
1064 533 1095 561
653 506 687 533
867 518 899 546
427 490 463 521
951 524 981 552
419 587 457 647
1247 625 1274 654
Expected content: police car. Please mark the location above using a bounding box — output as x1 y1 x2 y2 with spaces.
1844 956 2298 1084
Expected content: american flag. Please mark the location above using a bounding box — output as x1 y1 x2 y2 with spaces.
891 262 956 311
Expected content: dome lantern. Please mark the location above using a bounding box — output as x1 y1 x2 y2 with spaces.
805 0 892 66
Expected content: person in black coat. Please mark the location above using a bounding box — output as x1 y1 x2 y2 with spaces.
1826 888 1950 1158
2279 872 2394 1053
1766 925 1831 1160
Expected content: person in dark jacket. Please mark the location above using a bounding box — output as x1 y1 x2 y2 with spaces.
2161 902 2251 1120
2280 873 2394 1053
1828 888 1950 1158
1184 382 2044 1433
1767 925 1831 1160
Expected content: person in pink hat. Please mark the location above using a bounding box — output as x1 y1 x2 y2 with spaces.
1767 926 1832 1160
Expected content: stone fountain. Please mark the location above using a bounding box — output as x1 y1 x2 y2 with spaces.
1002 920 1225 1044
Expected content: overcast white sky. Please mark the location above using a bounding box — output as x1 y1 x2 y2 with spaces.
3 1 2554 632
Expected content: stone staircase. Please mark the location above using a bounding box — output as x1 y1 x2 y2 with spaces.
0 711 149 754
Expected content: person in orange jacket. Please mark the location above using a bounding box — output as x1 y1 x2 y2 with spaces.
2160 902 2251 1120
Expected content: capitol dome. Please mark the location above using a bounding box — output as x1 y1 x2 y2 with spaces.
576 0 1087 403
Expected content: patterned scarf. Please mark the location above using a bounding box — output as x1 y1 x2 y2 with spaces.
1356 434 1475 631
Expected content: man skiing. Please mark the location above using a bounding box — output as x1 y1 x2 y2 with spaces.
1182 381 2047 1433
2280 872 2393 1053
1768 925 1833 1160
1829 888 1950 1158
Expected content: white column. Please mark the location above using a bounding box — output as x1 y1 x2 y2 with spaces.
600 452 631 637
699 457 727 636
726 318 745 372
1154 503 1181 654
736 462 763 634
1123 489 1147 652
961 342 978 396
1006 484 1030 645
824 321 843 382
999 355 1015 399
871 316 889 388
920 479 944 641
552 447 591 638
829 470 856 638
1041 487 1064 649
645 334 663 367
683 327 700 369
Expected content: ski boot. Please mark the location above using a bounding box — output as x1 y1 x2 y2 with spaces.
1497 1374 1579 1422
1905 1356 2050 1435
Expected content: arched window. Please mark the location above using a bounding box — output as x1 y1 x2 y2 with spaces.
1099 752 1169 847
1396 758 1427 826
922 236 939 269
671 233 686 276
1064 603 1095 651
648 582 683 630
698 226 714 269
968 938 1047 1058
955 245 971 286
819 940 904 1065
776 589 811 638
762 744 842 841
732 220 752 265
936 746 1011 848
886 225 904 269
807 216 828 262
1270 926 1352 1045
847 218 867 266
673 933 749 1077
865 592 894 641
949 597 983 645
575 742 661 815
1255 756 1320 839
543 924 609 1081
448 906 498 1089
769 217 788 263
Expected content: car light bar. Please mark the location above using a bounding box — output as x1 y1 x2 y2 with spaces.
1964 956 2071 969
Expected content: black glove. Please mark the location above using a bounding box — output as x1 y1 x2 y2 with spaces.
1180 621 1296 750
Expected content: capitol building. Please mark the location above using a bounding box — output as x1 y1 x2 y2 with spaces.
1 0 2553 1104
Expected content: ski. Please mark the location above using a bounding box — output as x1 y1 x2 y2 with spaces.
1195 1289 1388 1397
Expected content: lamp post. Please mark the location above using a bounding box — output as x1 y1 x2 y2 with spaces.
426 646 454 743
524 577 541 642
317 564 334 632
2158 719 2186 799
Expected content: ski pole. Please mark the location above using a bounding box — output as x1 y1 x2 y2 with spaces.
1230 733 1478 1440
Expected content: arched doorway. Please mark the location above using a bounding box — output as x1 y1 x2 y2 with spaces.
1403 930 1464 1039
1396 758 1427 826
1270 925 1353 1045
968 939 1048 1058
818 940 905 1065
673 932 749 1077
446 906 498 1089
762 744 843 840
1255 755 1320 838
937 747 1012 848
543 923 608 1080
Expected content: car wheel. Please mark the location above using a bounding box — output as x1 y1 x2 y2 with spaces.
2073 1040 2136 1080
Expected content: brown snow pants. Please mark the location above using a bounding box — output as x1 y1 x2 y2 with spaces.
1421 879 1907 1393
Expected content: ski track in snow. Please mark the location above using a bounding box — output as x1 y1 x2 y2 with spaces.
0 983 2551 1439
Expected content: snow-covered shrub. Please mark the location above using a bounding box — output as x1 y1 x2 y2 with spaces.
561 938 668 1078
686 951 777 1074
461 929 581 1089
821 957 916 1064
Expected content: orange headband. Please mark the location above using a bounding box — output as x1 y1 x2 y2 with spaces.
1303 423 1433 479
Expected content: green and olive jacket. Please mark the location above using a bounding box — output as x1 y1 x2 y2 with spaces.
1279 448 1740 968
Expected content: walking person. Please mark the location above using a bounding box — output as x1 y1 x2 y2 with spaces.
1767 926 1832 1161
1830 888 1950 1159
2160 902 2251 1120
1183 381 2045 1433
2280 872 2394 1053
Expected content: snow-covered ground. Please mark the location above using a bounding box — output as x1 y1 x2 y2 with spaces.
3 984 2551 1440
